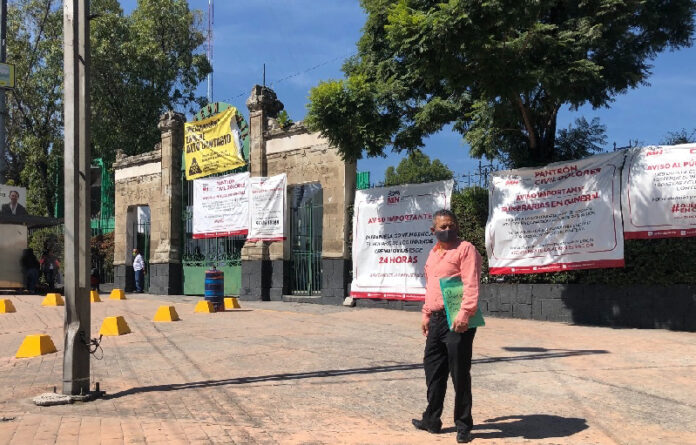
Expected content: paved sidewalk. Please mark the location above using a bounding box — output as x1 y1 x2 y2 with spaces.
0 293 694 444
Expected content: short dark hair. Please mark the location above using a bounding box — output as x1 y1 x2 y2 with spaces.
433 209 457 223
9 190 19 197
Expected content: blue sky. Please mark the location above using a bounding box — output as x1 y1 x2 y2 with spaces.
123 1 696 183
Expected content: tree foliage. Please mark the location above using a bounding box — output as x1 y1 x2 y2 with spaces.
306 0 695 168
383 150 453 186
4 0 210 216
661 128 696 145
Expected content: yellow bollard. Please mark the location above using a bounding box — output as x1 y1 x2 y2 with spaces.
16 334 57 358
153 305 180 322
90 290 102 303
224 297 241 310
99 316 131 336
194 300 215 313
109 289 126 300
41 293 64 306
0 299 16 313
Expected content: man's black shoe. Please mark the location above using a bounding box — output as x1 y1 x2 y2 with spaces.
456 430 472 443
411 418 441 434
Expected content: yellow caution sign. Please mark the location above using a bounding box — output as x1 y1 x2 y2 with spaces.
184 107 246 180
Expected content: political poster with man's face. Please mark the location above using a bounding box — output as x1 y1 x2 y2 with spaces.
0 185 28 214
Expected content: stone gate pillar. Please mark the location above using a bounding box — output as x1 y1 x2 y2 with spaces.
149 111 184 294
239 86 286 300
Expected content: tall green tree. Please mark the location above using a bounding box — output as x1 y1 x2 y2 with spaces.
4 0 210 216
383 150 453 186
307 0 695 168
90 0 211 164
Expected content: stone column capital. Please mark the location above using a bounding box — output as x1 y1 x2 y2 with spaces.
246 85 284 117
158 111 185 133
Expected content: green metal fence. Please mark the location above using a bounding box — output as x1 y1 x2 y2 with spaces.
290 184 323 295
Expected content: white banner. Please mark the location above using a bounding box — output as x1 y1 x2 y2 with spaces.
350 180 454 300
622 144 696 239
193 172 249 239
486 151 625 274
248 174 287 242
0 185 28 216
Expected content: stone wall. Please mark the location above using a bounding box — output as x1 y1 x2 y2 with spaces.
112 112 184 294
354 283 696 332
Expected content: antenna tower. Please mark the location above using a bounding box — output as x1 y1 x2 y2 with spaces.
207 0 214 103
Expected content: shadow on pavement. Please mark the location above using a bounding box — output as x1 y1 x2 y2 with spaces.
105 348 608 399
471 414 589 439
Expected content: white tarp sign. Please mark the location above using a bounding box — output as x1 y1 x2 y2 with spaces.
193 172 249 239
350 180 453 300
622 144 696 239
486 151 625 274
248 173 287 242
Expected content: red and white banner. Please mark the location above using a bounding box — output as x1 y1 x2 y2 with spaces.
486 152 625 275
350 180 453 300
248 174 287 242
193 172 249 239
622 144 696 239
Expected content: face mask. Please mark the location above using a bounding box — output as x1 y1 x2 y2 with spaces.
434 229 457 243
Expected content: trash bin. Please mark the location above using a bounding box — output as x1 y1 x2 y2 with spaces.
204 266 224 311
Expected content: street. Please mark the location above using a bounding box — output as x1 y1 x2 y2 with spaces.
0 294 694 444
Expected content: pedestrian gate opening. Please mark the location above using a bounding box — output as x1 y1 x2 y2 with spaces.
290 183 323 295
132 207 150 292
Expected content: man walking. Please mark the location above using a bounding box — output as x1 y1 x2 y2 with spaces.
412 209 482 443
132 248 146 293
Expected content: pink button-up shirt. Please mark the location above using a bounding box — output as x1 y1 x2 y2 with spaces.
422 239 482 326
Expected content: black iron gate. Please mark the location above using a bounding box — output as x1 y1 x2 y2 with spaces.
290 183 322 295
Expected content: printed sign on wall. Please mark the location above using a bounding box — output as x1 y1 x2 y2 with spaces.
184 107 245 180
193 172 249 239
622 144 696 239
350 180 453 300
248 174 287 242
486 151 625 274
0 185 28 216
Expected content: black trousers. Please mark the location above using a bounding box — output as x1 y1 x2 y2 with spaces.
421 311 476 432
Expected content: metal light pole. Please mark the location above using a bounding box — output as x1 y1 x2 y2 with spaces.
62 0 91 396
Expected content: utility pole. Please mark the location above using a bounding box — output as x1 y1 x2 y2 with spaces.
0 0 7 184
63 0 91 396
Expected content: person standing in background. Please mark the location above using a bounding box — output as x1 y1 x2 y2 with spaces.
40 250 58 293
132 248 146 293
20 249 40 293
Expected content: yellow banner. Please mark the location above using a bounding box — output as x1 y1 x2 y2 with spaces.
184 107 246 180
